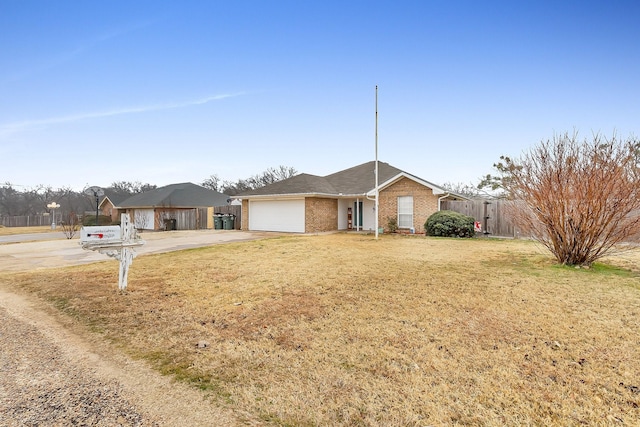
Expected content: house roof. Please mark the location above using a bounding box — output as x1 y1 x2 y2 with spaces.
118 182 230 208
239 173 337 197
238 161 458 198
98 189 133 209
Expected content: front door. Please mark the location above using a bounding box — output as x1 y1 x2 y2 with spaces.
354 202 363 230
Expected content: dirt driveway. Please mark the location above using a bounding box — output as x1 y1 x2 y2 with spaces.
0 229 279 272
0 230 277 426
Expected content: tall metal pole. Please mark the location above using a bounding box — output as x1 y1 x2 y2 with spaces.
375 85 379 240
84 186 104 226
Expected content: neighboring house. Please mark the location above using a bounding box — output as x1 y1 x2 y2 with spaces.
237 161 468 234
99 189 131 223
117 183 231 230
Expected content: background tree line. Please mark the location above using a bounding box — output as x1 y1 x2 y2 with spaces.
0 165 298 218
200 165 297 195
0 182 156 218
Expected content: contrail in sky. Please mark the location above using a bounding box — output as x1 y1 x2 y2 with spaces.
0 93 244 138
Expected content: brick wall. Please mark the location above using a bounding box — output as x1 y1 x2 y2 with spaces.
241 199 249 230
305 197 338 233
100 200 116 221
378 178 439 234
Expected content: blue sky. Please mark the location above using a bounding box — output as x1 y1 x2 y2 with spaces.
1 1 639 191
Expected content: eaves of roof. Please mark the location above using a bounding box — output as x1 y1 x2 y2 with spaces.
239 192 342 200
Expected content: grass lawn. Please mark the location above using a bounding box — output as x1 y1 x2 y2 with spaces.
0 225 54 235
2 234 639 425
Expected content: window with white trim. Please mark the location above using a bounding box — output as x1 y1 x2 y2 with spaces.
397 196 413 228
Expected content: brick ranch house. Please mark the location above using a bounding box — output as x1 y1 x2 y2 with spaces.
237 161 467 234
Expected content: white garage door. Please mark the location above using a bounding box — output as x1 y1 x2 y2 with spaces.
134 209 155 230
249 199 305 232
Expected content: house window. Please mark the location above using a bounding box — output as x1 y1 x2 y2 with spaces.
398 196 413 228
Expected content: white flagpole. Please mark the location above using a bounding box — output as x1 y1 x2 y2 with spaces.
375 85 379 240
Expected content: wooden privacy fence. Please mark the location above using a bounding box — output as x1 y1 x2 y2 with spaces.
3 206 243 231
169 205 242 231
172 209 202 230
440 199 518 238
213 205 242 230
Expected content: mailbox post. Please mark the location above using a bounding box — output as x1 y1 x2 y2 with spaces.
80 213 144 290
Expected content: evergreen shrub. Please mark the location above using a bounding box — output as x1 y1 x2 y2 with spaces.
425 210 475 238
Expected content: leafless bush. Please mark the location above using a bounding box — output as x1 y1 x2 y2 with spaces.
499 131 640 266
134 210 151 231
60 212 80 239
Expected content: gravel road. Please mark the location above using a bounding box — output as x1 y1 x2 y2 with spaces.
0 299 156 426
0 288 258 427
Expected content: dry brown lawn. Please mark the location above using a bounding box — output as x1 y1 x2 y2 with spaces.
2 234 639 426
0 225 53 235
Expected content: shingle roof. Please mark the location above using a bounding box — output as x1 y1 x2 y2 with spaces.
240 173 338 196
99 189 131 207
238 161 448 197
324 161 405 194
118 183 230 208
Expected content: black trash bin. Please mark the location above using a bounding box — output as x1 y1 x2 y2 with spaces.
164 218 176 231
222 214 235 230
214 214 223 230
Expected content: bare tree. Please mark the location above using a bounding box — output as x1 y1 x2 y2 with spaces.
110 181 157 195
264 165 298 183
496 131 640 266
221 179 252 196
219 165 297 196
440 181 482 198
0 183 21 216
201 174 221 192
0 183 97 220
0 183 55 216
60 212 80 239
54 186 93 216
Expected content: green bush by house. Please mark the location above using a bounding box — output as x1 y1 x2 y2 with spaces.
425 210 475 238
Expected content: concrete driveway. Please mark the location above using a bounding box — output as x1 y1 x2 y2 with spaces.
0 230 280 272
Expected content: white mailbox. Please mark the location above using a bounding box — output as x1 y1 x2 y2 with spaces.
80 226 122 243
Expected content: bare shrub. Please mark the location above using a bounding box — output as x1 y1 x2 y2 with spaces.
498 131 640 266
60 212 80 239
